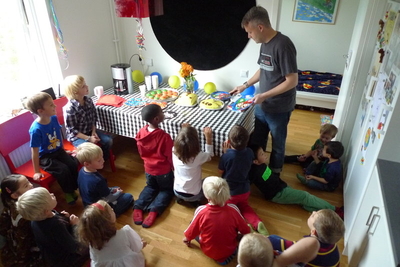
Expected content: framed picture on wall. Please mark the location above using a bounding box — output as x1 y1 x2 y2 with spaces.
293 0 340 24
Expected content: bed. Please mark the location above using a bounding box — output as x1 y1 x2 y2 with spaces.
295 70 342 110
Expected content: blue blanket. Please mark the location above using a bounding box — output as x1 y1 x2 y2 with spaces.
296 70 342 95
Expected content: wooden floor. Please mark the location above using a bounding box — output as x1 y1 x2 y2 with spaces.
53 108 347 267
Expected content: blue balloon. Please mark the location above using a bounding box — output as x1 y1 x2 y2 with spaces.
183 80 199 92
150 72 162 84
242 85 255 96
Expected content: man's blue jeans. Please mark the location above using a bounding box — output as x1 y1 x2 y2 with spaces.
251 105 292 173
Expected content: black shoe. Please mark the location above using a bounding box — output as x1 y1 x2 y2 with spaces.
188 201 201 208
284 155 300 163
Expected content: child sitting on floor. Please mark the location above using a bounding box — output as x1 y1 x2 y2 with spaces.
218 125 268 235
285 123 338 169
25 92 79 205
173 123 213 207
268 209 345 267
237 233 275 267
77 200 146 267
183 176 250 265
0 175 43 266
248 145 344 218
16 187 89 267
133 104 174 228
75 142 133 217
297 141 344 192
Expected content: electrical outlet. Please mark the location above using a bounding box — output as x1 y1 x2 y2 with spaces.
145 58 153 67
240 69 248 78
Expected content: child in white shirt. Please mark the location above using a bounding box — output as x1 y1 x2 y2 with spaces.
173 123 213 207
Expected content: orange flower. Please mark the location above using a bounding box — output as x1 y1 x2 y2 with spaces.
179 62 194 79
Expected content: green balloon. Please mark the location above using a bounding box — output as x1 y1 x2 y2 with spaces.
168 75 181 89
132 70 144 83
204 82 217 94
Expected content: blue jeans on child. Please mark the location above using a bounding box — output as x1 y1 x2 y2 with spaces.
109 192 134 217
134 171 174 214
72 130 113 160
251 105 292 173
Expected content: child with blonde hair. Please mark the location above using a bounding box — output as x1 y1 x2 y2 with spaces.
219 125 269 235
173 123 213 207
62 75 113 160
0 174 43 266
16 187 88 267
77 200 146 267
238 233 275 267
285 123 338 168
76 142 133 217
269 209 345 266
183 176 250 265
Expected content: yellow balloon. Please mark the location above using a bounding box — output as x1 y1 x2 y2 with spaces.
132 70 144 83
168 75 181 89
204 82 217 94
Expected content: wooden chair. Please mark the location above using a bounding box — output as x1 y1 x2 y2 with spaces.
54 96 116 172
0 111 56 189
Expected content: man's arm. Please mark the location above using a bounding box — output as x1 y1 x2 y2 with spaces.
230 69 261 95
253 72 298 105
274 236 319 266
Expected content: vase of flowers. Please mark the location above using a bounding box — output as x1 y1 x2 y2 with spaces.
179 62 196 93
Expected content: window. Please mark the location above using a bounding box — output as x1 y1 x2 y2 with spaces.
0 0 62 120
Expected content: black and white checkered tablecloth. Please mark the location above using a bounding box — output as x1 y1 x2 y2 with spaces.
93 84 254 157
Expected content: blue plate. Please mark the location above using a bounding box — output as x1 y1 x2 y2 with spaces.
227 98 253 112
210 91 231 101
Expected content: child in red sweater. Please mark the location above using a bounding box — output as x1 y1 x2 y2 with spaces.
183 176 250 265
133 104 174 228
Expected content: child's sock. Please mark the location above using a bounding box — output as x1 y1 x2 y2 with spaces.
335 206 344 220
71 191 78 200
142 211 158 228
296 173 307 184
247 224 255 233
133 209 143 225
257 222 269 236
65 193 76 205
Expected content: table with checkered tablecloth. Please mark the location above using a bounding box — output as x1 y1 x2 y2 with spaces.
93 85 254 157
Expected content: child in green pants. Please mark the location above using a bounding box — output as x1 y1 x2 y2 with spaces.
249 145 343 218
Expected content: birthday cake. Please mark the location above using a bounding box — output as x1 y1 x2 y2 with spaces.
175 93 198 106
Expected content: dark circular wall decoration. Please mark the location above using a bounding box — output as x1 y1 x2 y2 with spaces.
150 0 256 70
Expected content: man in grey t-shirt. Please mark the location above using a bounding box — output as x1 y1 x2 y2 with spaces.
231 6 298 174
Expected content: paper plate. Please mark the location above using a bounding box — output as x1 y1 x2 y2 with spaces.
145 101 168 109
199 99 225 111
144 88 179 102
124 97 146 108
210 91 231 101
227 98 253 112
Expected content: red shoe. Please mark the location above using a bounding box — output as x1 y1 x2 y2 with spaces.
335 206 344 220
142 211 158 228
133 209 143 225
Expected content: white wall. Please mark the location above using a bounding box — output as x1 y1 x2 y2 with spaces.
53 0 119 93
278 0 360 74
118 0 359 93
52 0 359 92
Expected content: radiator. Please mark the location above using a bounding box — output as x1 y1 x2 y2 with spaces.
0 142 31 179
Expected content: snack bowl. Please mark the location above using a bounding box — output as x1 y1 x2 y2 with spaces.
144 88 179 102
